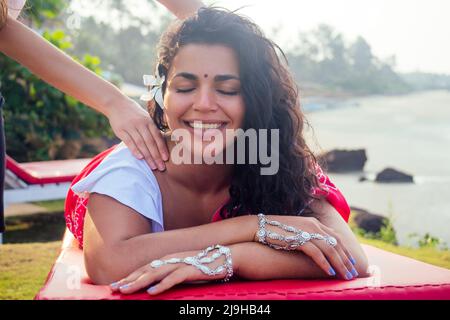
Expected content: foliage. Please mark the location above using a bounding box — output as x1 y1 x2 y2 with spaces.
65 0 170 85
1 30 113 161
351 218 398 246
408 232 448 250
22 0 68 27
286 25 412 95
349 210 449 250
68 17 161 85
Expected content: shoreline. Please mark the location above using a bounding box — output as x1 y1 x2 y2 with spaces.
305 90 450 247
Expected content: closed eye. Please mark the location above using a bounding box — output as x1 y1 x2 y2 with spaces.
176 88 195 93
176 88 239 96
217 90 239 96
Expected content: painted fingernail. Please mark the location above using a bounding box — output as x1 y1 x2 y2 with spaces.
350 256 357 265
351 267 359 277
328 267 336 276
147 286 157 293
110 282 120 289
345 271 353 280
119 283 131 290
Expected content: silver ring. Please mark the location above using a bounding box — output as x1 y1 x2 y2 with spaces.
310 233 325 240
325 236 338 247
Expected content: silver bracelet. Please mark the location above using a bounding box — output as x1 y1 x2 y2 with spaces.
150 245 233 282
257 213 337 250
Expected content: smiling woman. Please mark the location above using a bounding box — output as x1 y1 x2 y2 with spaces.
64 6 368 295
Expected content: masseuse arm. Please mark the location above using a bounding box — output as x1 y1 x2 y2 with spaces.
157 0 205 19
0 17 168 169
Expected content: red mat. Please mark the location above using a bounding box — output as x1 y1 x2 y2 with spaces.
35 230 450 300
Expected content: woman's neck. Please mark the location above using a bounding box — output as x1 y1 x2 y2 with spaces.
161 134 234 195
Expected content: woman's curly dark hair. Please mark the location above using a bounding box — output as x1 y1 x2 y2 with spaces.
149 6 326 217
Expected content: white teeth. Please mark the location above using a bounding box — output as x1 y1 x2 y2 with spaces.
188 122 223 129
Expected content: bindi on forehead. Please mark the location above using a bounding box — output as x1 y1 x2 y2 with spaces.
204 74 208 78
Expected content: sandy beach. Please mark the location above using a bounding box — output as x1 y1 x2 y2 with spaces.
304 90 450 247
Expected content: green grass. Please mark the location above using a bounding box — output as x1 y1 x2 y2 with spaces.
0 241 61 300
31 199 65 213
349 211 450 270
356 236 450 269
3 211 66 244
1 202 66 300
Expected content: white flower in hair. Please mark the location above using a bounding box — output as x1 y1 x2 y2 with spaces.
140 68 165 109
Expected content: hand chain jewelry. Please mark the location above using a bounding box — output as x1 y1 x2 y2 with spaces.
257 213 338 250
150 245 233 282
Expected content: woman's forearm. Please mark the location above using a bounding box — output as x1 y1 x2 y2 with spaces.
83 201 259 284
232 242 332 280
0 16 129 117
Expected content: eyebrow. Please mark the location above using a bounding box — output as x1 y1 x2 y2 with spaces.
172 72 240 82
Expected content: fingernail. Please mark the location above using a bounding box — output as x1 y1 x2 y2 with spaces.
150 163 157 170
163 153 169 161
351 267 359 277
147 286 157 293
158 162 165 171
119 283 131 290
345 271 353 280
350 256 357 265
328 267 336 276
110 282 119 289
136 154 143 159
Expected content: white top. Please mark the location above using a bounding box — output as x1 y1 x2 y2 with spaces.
7 0 26 19
71 143 165 233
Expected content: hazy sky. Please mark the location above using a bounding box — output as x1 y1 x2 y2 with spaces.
197 0 450 74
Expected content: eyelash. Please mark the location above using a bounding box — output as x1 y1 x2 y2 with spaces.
176 88 239 96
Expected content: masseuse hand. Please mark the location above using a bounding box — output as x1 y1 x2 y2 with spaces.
107 97 169 171
254 215 358 280
110 247 239 295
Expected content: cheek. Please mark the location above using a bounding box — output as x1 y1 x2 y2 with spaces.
229 99 246 128
163 92 190 126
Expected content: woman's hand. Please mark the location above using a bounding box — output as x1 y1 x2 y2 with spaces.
107 97 169 171
254 215 358 280
110 247 239 296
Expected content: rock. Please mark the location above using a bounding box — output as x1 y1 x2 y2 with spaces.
318 149 367 172
351 207 386 233
375 167 414 183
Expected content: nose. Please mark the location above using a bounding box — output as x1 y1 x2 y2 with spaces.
193 86 218 112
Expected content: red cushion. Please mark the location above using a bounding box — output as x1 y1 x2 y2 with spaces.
35 230 450 300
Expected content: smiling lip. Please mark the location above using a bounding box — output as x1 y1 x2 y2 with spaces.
183 120 228 130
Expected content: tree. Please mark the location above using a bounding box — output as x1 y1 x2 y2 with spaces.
1 2 113 161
